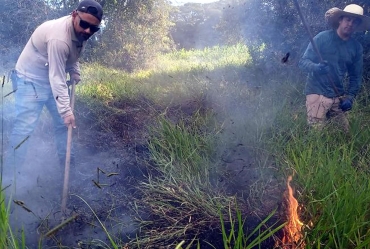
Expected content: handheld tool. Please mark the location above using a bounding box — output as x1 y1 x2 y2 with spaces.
293 0 341 97
61 80 76 216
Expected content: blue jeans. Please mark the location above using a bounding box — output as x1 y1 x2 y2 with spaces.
9 76 70 168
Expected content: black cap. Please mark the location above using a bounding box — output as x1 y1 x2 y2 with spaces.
77 0 103 21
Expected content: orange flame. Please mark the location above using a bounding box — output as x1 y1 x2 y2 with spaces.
277 175 305 249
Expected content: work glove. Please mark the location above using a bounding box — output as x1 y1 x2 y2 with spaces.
340 97 353 112
313 61 330 75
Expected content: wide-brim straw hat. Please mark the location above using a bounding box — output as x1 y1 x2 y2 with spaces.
325 4 370 32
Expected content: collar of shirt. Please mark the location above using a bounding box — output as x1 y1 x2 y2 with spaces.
68 15 84 48
333 28 353 44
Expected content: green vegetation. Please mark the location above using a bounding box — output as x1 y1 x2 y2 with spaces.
219 206 285 249
0 185 8 246
148 113 215 184
270 88 370 248
152 44 251 72
132 113 231 247
0 185 26 249
75 44 289 248
1 44 283 248
1 79 26 248
3 42 370 248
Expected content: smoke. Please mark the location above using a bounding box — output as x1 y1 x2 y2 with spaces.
1 88 139 246
171 0 220 6
0 0 301 246
166 0 300 206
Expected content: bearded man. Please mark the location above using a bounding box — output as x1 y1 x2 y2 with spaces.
9 0 103 168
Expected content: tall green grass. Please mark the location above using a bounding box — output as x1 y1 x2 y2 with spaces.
130 111 230 247
0 185 8 246
0 186 26 249
219 205 284 249
78 43 252 109
148 111 215 185
270 90 370 248
153 43 251 72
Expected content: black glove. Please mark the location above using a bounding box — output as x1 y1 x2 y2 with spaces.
313 61 330 75
340 97 353 112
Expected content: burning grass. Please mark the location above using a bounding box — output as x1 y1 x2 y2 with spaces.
1 43 304 247
276 176 305 249
270 86 370 248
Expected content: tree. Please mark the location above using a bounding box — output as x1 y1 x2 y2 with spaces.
0 0 175 72
92 0 175 71
170 2 222 49
216 0 370 79
0 0 62 68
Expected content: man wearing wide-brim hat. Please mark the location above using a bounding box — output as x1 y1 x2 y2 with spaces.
299 4 370 132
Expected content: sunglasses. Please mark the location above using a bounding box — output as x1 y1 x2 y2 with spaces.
77 13 100 33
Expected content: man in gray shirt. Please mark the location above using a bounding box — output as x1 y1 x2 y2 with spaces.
299 4 370 132
9 0 103 168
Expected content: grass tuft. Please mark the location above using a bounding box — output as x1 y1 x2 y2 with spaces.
269 89 370 248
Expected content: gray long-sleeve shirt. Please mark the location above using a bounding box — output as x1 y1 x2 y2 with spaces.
15 15 85 117
299 29 363 99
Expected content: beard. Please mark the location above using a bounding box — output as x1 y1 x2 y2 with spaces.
77 32 92 42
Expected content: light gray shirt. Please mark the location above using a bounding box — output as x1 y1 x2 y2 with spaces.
16 15 85 117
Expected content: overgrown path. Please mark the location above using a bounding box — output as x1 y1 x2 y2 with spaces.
4 94 285 247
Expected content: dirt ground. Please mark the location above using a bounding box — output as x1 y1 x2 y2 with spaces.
2 98 151 248
2 95 285 248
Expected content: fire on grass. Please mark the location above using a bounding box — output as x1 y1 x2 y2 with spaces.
275 175 305 249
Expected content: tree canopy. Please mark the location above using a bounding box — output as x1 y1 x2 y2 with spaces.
1 0 370 74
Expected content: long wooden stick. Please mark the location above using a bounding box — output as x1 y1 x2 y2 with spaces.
292 0 340 97
61 81 76 215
